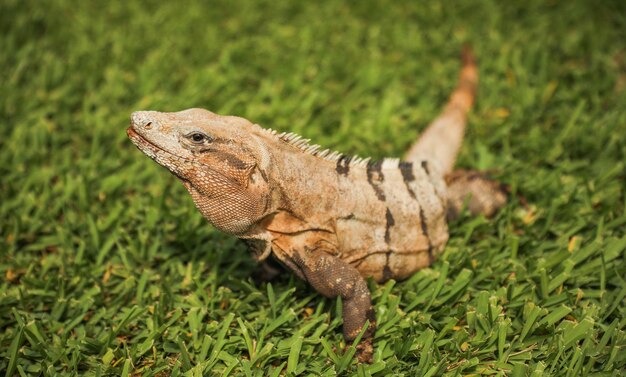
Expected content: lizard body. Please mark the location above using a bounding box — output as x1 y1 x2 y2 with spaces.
127 49 507 362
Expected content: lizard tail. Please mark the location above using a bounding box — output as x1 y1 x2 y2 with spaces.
405 46 478 175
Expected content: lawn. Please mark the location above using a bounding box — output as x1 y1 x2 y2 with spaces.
1 0 626 375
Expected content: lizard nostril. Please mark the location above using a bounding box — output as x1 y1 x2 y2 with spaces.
144 122 152 129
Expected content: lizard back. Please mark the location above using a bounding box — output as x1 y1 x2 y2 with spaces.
334 158 449 282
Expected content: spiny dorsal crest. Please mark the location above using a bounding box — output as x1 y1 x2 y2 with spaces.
260 127 402 170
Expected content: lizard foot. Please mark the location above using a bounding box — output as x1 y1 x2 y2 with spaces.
445 169 508 220
354 338 374 364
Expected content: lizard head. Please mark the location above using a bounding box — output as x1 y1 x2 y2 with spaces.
127 108 273 235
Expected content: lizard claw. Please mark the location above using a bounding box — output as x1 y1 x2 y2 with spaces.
353 338 374 364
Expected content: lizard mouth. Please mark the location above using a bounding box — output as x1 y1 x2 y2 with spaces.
127 126 159 153
126 125 241 188
127 126 188 164
127 126 191 184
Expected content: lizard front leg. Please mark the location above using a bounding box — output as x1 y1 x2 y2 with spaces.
292 249 376 363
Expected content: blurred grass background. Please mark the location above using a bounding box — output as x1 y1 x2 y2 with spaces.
1 0 626 375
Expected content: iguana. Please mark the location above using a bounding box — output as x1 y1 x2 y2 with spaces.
127 49 507 363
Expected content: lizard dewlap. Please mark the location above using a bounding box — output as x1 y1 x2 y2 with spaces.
127 48 507 363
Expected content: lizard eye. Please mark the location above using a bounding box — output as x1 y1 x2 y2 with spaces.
187 132 211 144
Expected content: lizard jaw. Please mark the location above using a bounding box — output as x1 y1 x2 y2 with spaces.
126 126 243 189
127 126 191 184
127 126 159 156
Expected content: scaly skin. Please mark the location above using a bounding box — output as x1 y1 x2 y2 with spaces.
127 49 506 363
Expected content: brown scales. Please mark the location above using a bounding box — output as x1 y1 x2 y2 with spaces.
127 48 507 363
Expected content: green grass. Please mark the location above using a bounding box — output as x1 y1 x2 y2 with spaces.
1 0 626 375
